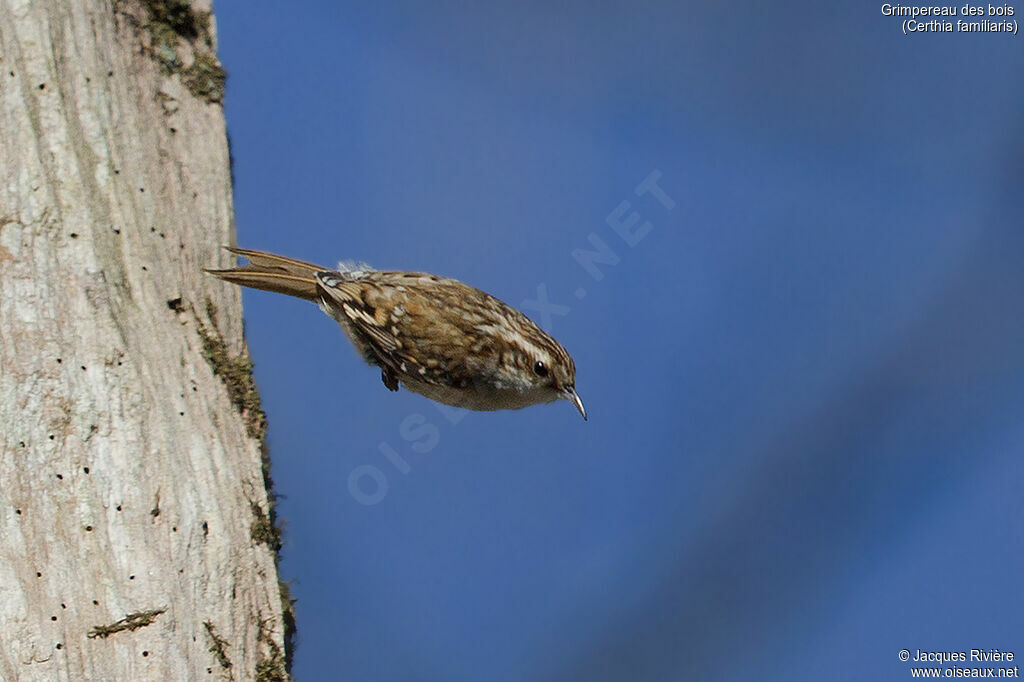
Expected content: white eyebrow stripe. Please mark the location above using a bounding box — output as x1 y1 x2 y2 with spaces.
474 323 551 364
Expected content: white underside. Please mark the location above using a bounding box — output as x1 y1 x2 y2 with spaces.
402 380 558 412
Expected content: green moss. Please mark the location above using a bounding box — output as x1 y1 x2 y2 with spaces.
133 0 221 95
255 650 287 682
182 53 226 104
138 0 213 74
150 22 182 73
278 578 297 675
250 502 281 551
195 304 266 441
87 608 166 639
204 621 232 670
204 297 220 327
195 299 293 675
255 617 289 682
143 0 210 42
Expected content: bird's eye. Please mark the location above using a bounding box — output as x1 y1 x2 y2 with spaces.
533 360 549 377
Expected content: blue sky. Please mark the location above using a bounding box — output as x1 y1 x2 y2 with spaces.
214 3 1024 680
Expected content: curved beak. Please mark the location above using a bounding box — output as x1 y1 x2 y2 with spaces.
564 387 587 421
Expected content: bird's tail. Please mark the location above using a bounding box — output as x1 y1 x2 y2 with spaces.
205 247 325 302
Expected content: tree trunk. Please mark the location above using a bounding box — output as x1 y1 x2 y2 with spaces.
0 1 291 679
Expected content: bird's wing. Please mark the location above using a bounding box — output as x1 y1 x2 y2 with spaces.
316 271 408 368
315 271 472 389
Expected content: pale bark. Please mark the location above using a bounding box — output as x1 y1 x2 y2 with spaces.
0 1 289 680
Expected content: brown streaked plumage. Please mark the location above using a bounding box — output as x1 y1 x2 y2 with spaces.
206 247 586 419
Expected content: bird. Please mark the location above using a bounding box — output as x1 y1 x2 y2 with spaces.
206 247 586 420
